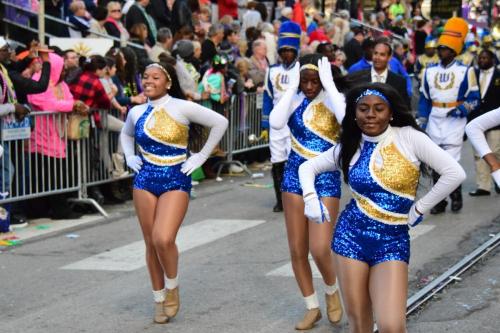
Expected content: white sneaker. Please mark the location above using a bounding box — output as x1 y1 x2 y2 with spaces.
229 164 244 174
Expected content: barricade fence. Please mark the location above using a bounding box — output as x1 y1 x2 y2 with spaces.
0 93 268 213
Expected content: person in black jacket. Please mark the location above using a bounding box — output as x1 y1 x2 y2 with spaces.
1 42 51 106
146 0 171 29
343 26 365 69
125 0 157 46
0 41 52 227
170 0 194 36
347 39 411 110
104 1 130 46
467 48 500 196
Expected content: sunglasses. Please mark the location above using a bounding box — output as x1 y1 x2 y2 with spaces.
110 9 121 13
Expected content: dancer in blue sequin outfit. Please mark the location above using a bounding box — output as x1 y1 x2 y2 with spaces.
120 63 228 324
270 55 346 330
299 83 466 332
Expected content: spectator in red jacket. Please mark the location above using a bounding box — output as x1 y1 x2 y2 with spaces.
292 0 308 31
218 0 237 20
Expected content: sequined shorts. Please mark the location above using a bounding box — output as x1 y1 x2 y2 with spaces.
333 201 410 266
281 151 341 198
133 161 191 197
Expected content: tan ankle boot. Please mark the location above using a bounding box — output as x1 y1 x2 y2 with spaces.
154 302 168 324
164 287 180 318
295 308 322 330
325 291 343 324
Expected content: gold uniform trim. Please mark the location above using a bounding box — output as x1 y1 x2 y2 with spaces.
139 147 187 166
291 135 318 159
371 143 419 199
352 191 408 225
145 107 189 148
304 102 340 144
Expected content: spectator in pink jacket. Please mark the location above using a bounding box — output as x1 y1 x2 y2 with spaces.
28 52 88 158
27 52 88 220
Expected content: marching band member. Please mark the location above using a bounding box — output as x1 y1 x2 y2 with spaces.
299 83 466 333
466 106 500 188
120 62 227 324
270 54 345 330
261 21 302 212
418 17 480 214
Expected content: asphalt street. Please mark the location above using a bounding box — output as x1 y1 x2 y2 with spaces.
1 142 499 333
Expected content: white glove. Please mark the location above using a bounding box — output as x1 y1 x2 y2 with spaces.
126 155 143 173
304 194 331 224
492 169 500 187
318 57 338 94
407 204 424 227
288 61 301 91
181 153 207 176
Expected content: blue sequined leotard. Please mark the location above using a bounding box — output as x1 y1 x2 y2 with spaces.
133 104 191 196
281 96 341 197
333 137 420 266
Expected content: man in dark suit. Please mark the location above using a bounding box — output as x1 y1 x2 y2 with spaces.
347 38 411 109
467 48 500 196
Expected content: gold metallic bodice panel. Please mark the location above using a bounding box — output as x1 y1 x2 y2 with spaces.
145 107 189 148
371 143 420 198
304 102 341 144
352 191 408 224
291 136 318 159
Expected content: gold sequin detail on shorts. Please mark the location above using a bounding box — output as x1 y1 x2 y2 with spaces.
352 191 408 225
291 135 318 159
139 146 187 166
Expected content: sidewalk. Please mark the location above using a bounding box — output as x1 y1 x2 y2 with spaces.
0 201 134 250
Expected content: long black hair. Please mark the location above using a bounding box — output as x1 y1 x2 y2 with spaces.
79 55 107 72
339 82 426 183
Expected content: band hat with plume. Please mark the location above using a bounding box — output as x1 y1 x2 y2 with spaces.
278 21 301 52
438 17 469 55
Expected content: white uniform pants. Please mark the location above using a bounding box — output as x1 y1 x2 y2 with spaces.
427 114 467 161
269 126 291 164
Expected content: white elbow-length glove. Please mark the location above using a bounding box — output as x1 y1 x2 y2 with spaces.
287 61 301 91
181 153 207 176
407 204 424 227
304 194 331 224
318 57 339 94
492 169 500 187
126 155 143 173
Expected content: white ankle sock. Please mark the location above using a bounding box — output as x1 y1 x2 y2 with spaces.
165 276 179 290
325 282 338 295
303 292 319 309
152 288 166 303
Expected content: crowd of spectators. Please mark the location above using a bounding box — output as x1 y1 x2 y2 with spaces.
0 0 499 228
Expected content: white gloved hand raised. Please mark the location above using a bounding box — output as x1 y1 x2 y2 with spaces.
288 61 301 91
304 193 331 224
407 204 424 227
126 155 143 173
181 153 207 176
318 57 339 94
492 169 500 187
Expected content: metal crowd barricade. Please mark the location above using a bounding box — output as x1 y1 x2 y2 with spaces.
0 93 269 216
0 111 80 203
212 92 269 178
